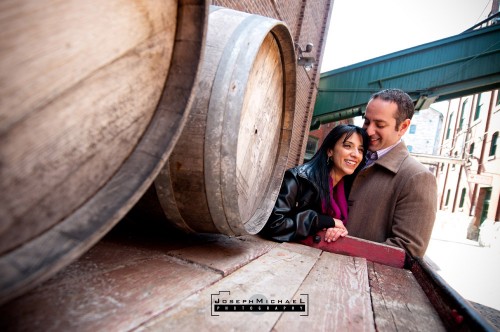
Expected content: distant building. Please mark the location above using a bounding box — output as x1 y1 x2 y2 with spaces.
404 108 443 155
436 89 500 243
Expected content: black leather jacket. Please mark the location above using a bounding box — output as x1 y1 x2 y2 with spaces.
260 164 336 242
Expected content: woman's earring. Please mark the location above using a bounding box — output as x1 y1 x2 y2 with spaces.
326 156 332 166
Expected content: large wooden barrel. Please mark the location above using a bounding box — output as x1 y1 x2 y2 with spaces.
0 0 208 304
153 7 296 236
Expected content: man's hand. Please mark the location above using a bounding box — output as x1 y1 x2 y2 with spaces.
323 219 348 242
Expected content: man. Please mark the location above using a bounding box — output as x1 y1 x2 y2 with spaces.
346 89 437 257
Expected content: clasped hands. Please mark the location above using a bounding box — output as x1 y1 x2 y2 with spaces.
323 218 348 243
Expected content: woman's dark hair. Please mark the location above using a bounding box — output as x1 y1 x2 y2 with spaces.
305 124 368 213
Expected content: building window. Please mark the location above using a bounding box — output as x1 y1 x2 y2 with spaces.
407 145 413 152
459 99 468 131
452 152 457 170
446 113 453 139
304 136 319 161
445 189 451 206
459 188 466 208
409 124 416 134
496 89 500 106
469 142 475 156
474 93 482 120
440 163 444 172
490 132 498 157
480 188 492 224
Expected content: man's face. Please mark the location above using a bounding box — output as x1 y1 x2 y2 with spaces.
362 98 409 152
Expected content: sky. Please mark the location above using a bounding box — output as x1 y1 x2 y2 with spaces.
321 0 493 73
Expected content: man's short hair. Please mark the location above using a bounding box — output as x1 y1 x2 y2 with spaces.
370 89 415 129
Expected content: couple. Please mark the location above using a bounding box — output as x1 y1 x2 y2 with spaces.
261 89 438 258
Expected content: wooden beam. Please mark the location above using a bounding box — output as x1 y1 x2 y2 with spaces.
300 232 406 268
411 153 464 165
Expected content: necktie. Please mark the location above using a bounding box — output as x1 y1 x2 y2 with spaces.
364 151 378 168
367 151 378 161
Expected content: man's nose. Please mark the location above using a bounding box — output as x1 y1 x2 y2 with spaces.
364 124 375 136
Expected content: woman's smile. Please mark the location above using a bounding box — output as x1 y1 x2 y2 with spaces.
329 132 364 183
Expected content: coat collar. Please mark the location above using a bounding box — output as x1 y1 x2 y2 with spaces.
295 163 314 179
373 141 410 174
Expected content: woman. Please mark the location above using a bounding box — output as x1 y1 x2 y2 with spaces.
261 124 368 243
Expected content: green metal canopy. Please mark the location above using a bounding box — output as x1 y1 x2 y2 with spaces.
313 20 500 129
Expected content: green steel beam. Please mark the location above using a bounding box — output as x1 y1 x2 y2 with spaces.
314 22 500 126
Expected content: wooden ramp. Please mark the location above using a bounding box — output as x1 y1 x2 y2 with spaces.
0 218 447 331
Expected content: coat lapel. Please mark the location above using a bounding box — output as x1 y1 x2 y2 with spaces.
373 141 410 174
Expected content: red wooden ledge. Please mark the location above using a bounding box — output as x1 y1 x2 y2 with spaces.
299 231 406 268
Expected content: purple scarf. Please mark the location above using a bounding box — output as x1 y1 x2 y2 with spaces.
321 177 348 224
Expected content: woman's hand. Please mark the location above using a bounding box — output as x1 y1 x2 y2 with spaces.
323 219 348 243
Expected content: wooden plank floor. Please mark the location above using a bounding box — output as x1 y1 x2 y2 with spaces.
368 262 446 332
0 217 446 331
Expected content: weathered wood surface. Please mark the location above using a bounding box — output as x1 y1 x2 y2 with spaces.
368 262 446 331
168 235 278 276
0 0 208 305
153 6 296 236
273 248 375 332
1 0 173 255
0 223 450 332
300 232 407 268
137 245 321 331
0 224 276 331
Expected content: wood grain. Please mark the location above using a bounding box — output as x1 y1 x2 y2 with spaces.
0 0 208 305
274 252 375 332
0 256 221 332
154 7 296 236
0 231 470 331
167 235 278 276
135 245 320 331
368 262 446 332
0 0 176 253
233 32 283 227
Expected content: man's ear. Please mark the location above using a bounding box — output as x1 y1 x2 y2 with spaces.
398 119 411 136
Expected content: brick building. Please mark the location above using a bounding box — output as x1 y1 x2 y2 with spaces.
213 0 334 167
437 89 500 243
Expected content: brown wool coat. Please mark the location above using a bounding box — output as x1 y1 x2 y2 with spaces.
347 142 437 257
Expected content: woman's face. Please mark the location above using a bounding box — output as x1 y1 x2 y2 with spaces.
328 132 364 178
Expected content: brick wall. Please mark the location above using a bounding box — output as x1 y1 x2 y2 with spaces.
212 0 334 167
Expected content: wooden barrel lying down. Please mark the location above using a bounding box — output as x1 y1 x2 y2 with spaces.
153 7 297 236
0 0 209 304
